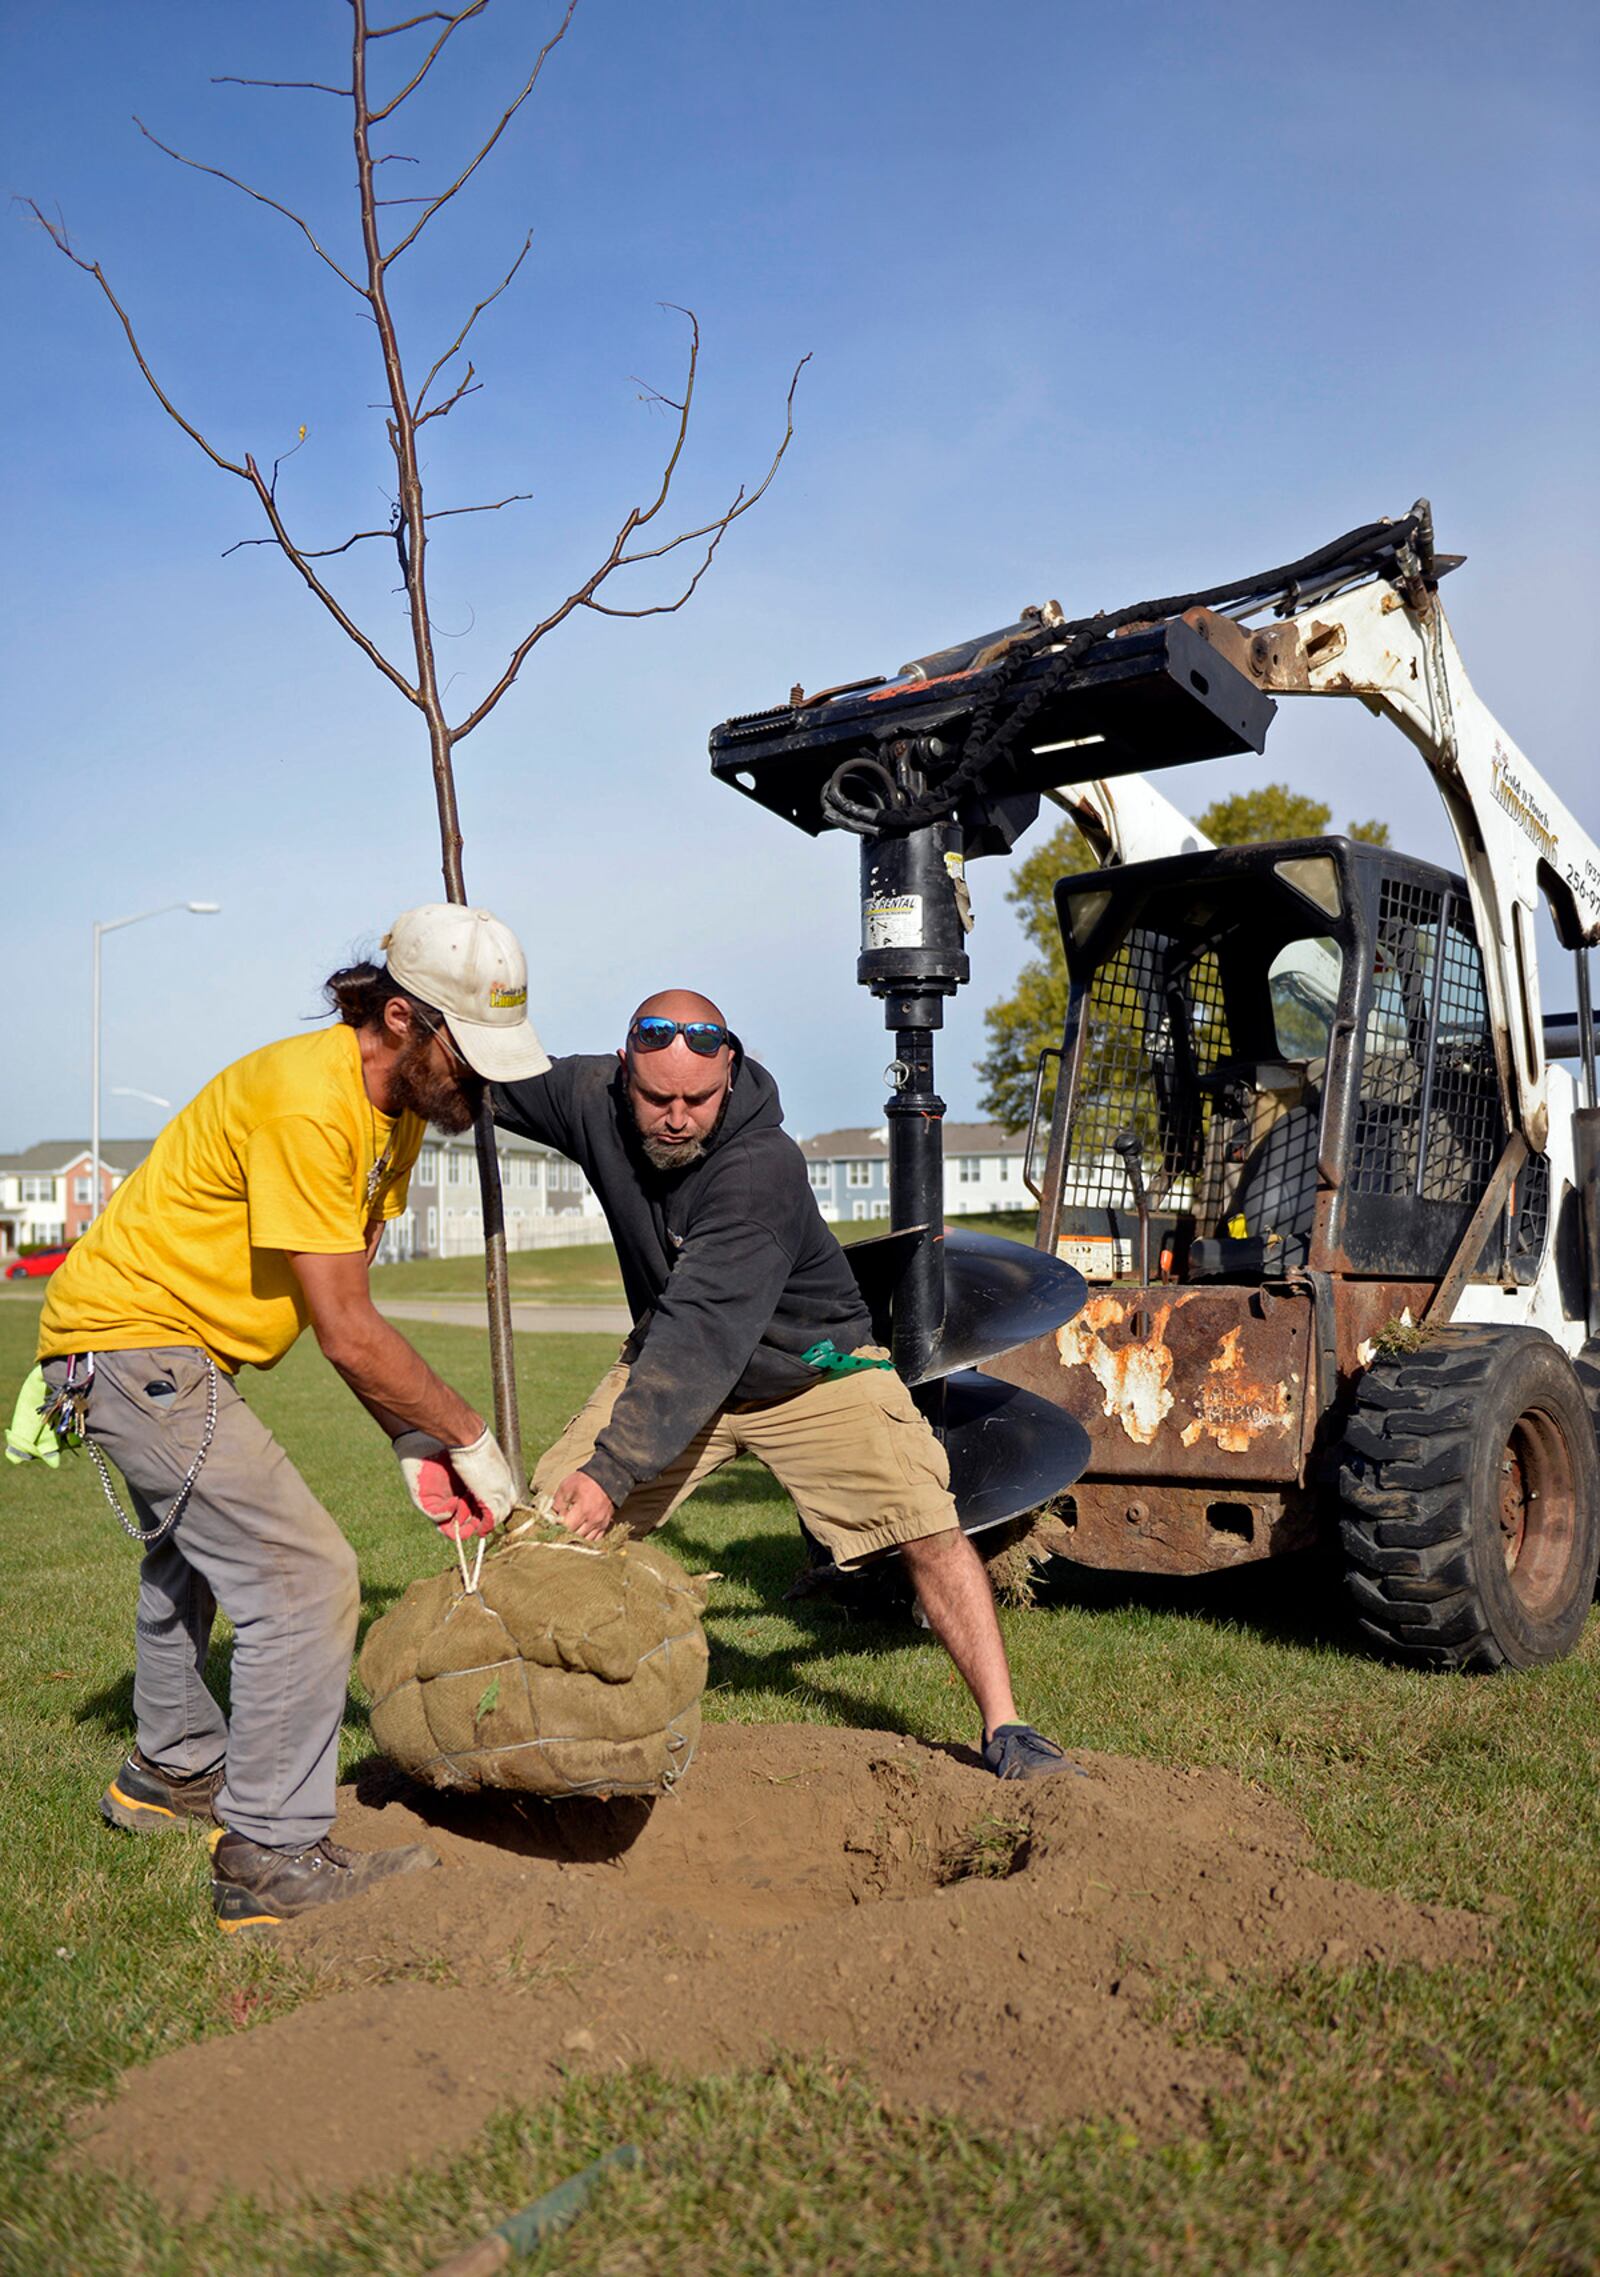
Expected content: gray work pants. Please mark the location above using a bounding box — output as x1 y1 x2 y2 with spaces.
43 1346 360 1849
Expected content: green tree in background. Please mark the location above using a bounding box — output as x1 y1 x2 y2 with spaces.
975 787 1390 1129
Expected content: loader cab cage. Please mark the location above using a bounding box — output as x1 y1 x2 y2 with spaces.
1050 837 1540 1285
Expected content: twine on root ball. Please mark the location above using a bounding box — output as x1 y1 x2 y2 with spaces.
359 1517 711 1800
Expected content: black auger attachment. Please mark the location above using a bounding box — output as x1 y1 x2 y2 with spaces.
708 561 1275 1558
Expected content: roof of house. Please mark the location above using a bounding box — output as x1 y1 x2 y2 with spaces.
424 1128 564 1154
0 1140 154 1175
799 1122 1025 1160
798 1127 887 1160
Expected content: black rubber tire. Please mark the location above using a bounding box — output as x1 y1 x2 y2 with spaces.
1336 1326 1600 1671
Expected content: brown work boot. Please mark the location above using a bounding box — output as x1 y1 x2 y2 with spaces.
100 1748 225 1834
209 1827 438 1933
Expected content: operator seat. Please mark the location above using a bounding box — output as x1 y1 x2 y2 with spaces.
1189 1058 1322 1277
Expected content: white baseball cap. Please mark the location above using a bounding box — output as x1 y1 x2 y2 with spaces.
382 905 551 1084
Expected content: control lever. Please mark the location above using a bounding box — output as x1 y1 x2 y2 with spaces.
1112 1128 1152 1287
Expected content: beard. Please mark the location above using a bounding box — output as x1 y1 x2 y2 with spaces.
638 1131 707 1173
389 1027 484 1135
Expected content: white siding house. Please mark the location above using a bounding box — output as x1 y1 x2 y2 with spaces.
384 1128 610 1262
798 1123 1030 1223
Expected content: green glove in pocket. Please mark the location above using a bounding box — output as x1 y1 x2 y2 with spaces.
6 1364 61 1468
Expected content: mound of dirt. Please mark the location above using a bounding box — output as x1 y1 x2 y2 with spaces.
358 1532 708 1797
69 1725 1487 2213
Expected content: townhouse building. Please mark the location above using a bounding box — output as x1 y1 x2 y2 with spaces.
798 1122 1031 1224
379 1127 609 1262
0 1141 149 1256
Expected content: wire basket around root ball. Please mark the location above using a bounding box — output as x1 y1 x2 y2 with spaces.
358 1526 711 1799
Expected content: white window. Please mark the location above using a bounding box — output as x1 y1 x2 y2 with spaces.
21 1177 54 1203
426 1207 438 1251
870 1200 890 1219
446 1149 466 1186
852 1200 869 1220
846 1161 873 1188
417 1146 438 1184
957 1157 980 1184
73 1176 93 1204
996 1157 1010 1183
807 1163 831 1191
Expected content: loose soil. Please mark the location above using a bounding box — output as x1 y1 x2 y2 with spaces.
69 1725 1486 2214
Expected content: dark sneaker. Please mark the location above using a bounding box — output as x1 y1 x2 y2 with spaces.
982 1723 1087 1781
100 1748 225 1834
209 1828 438 1933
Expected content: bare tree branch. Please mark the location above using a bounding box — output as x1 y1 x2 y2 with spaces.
222 526 391 561
583 515 734 618
414 230 531 414
212 76 351 96
267 430 309 498
613 303 701 542
22 202 248 478
415 365 481 423
367 9 463 35
369 0 489 122
381 0 576 264
24 200 420 705
220 492 531 558
238 455 421 701
132 118 367 295
451 344 808 741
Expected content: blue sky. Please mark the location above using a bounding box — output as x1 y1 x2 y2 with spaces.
4 0 1596 1148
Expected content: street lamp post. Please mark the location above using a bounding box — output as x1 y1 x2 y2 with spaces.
91 901 220 1225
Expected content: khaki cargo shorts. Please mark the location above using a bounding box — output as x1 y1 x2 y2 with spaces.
531 1352 959 1568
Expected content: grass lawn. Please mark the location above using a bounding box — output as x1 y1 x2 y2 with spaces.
369 1243 625 1304
365 1211 1038 1307
2 1286 1597 2275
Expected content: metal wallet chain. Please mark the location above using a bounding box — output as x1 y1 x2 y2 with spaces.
51 1353 220 1547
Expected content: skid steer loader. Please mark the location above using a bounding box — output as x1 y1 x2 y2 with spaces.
709 504 1600 1670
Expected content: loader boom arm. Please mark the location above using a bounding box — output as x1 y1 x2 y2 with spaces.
1235 576 1600 1149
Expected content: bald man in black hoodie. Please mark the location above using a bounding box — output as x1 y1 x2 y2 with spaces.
493 990 1072 1780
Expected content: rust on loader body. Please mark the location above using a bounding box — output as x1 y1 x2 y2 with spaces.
993 1284 1315 1481
987 1275 1445 1575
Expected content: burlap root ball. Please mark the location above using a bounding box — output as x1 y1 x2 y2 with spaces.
358 1530 710 1798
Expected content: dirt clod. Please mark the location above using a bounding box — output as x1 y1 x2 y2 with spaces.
68 1725 1486 2212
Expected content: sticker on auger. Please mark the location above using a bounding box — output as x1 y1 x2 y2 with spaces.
863 894 923 949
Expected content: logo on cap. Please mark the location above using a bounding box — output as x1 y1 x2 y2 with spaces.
489 984 527 1008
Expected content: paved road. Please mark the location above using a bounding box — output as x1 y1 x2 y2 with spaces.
376 1297 630 1337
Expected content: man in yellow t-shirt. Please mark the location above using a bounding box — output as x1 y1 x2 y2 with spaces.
39 905 549 1933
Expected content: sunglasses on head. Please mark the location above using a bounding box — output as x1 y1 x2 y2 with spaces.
628 1017 735 1058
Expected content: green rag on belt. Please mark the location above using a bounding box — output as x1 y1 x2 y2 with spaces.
801 1339 895 1378
5 1365 61 1468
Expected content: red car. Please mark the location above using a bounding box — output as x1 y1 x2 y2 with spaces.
4 1247 71 1281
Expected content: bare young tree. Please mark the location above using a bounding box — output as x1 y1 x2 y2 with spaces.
27 0 805 1474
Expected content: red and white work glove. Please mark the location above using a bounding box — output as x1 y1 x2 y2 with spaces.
393 1427 517 1541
